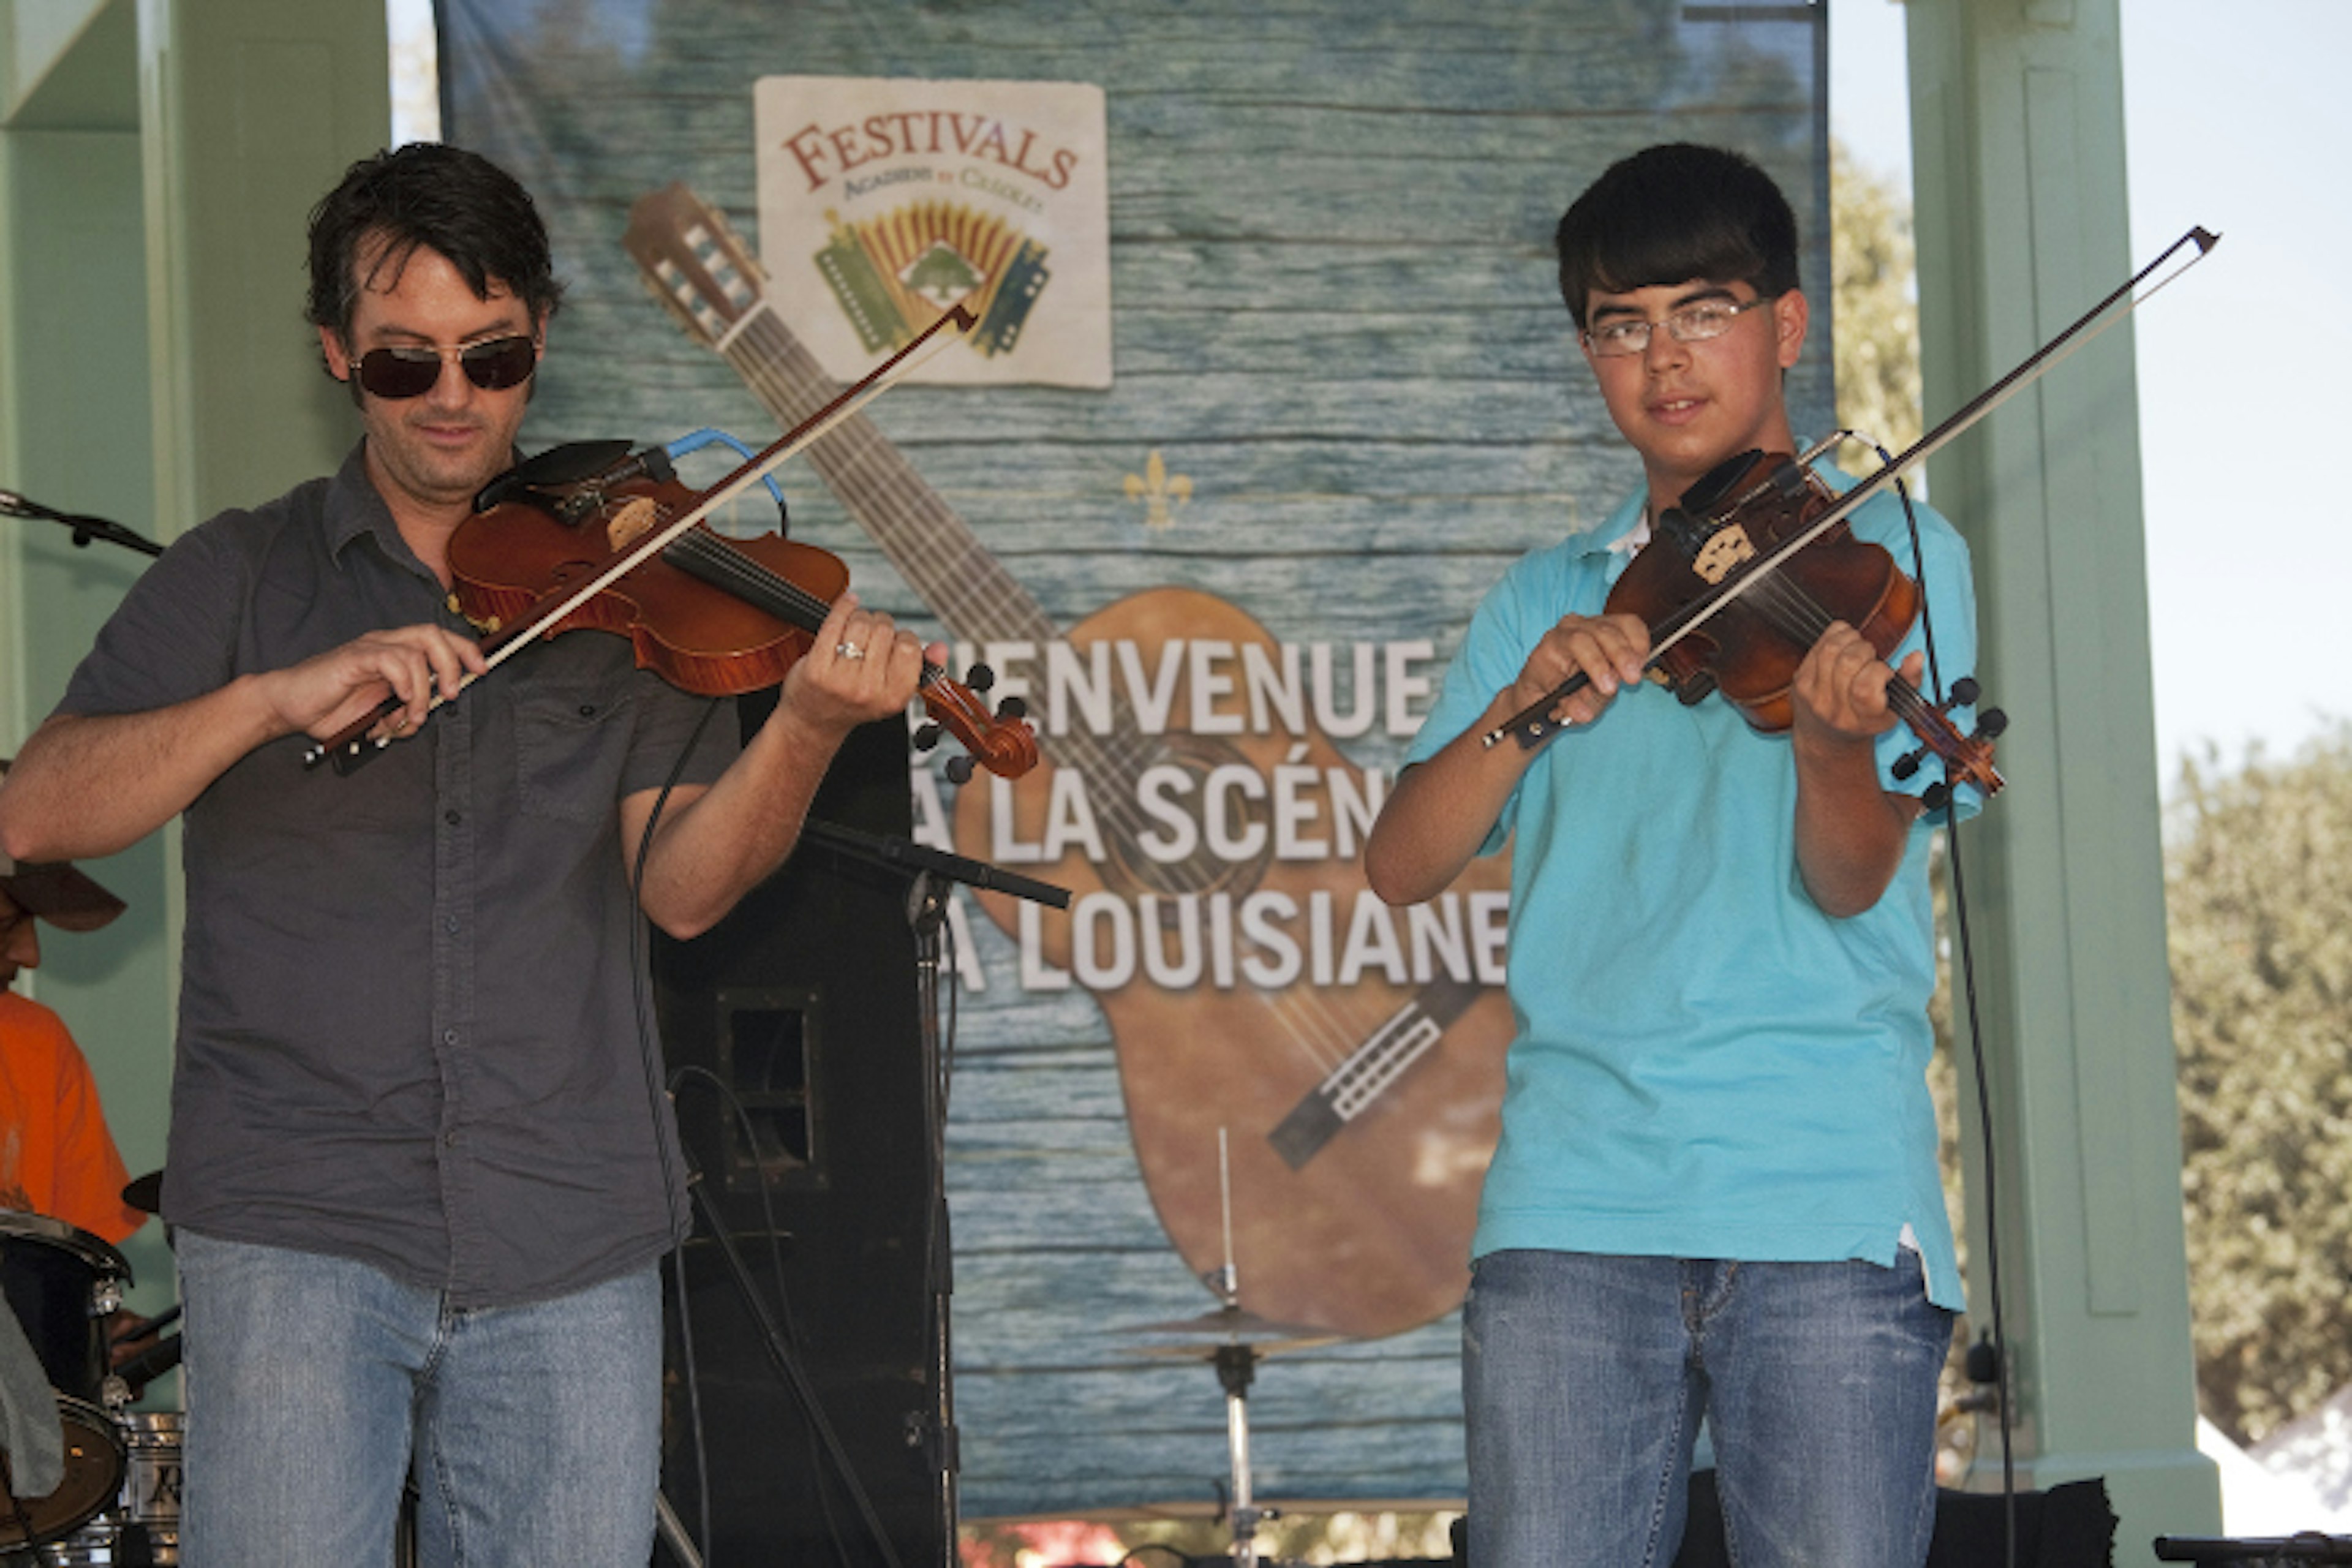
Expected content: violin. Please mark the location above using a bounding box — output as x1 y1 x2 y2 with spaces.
303 440 1037 782
1592 443 2004 807
1482 225 2227 801
448 451 1039 782
301 303 1036 779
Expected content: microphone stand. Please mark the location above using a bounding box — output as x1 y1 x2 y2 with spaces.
796 817 1069 1567
0 488 165 557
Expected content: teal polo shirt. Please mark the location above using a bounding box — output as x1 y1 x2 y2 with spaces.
1404 472 1980 1310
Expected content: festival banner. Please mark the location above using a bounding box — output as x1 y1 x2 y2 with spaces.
442 0 1830 1518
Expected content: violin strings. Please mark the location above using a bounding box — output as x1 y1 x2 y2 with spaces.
1737 568 1941 724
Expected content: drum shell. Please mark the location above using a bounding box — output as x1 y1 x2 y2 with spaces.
0 1211 131 1405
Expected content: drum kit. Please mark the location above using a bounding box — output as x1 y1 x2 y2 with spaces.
0 1208 181 1566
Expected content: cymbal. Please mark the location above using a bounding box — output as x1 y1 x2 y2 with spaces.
123 1170 162 1214
1129 1333 1339 1360
1117 1303 1343 1346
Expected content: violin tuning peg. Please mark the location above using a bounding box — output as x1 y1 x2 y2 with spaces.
965 663 995 693
1977 707 2009 740
996 695 1028 721
1950 677 1981 707
913 722 944 753
1922 782 1952 813
944 755 976 785
1891 750 1923 782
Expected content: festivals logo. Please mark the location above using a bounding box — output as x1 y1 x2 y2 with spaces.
756 77 1110 387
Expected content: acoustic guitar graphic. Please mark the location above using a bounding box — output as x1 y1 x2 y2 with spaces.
625 184 1513 1338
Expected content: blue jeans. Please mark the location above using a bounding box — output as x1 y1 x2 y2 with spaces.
1463 1250 1953 1568
176 1229 662 1568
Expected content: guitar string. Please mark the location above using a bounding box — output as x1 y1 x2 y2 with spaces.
721 319 1422 1084
709 291 1521 1306
719 310 1519 1125
634 217 1489 1201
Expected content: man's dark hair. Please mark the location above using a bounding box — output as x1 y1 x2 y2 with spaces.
1555 143 1800 330
305 143 564 343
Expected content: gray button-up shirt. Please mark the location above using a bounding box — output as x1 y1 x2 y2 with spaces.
59 446 739 1307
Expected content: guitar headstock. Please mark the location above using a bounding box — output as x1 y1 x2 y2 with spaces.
624 184 771 350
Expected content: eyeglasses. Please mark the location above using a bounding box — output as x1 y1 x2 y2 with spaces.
1581 295 1772 359
353 334 537 399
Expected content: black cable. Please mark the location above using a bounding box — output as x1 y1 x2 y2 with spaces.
1862 435 2018 1568
668 1063 873 1568
627 695 725 1564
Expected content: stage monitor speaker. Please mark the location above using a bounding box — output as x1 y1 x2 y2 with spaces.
652 707 943 1568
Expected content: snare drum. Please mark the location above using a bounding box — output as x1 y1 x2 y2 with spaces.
0 1211 133 1548
45 1410 181 1566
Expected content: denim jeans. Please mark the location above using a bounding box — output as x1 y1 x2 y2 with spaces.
176 1229 662 1568
1463 1249 1953 1568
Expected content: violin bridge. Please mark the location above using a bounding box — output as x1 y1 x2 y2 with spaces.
604 496 662 552
1692 524 1757 585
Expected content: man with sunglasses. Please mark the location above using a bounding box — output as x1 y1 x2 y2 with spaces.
1365 143 1984 1566
0 142 933 1568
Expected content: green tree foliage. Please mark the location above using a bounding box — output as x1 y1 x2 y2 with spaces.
2168 726 2352 1444
1830 139 1923 459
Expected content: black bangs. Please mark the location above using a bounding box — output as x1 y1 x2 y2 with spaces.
306 143 567 342
1555 144 1800 328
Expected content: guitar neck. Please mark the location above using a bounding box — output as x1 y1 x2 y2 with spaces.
725 309 1057 649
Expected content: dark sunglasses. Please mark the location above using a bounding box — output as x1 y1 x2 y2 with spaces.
353 334 537 400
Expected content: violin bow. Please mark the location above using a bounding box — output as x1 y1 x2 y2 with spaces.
303 303 978 772
1484 225 2220 752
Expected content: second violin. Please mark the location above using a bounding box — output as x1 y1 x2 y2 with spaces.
1486 441 2004 807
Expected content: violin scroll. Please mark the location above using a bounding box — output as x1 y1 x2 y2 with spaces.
914 663 1040 784
1894 677 2008 810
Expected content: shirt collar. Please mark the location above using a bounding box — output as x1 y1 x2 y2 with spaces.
1575 483 1654 567
323 442 402 566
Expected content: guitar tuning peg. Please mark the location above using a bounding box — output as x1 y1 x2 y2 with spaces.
965 663 995 693
997 695 1027 720
913 722 944 753
1977 707 2009 740
944 755 975 785
1949 677 1981 707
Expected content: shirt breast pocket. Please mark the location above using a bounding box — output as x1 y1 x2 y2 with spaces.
513 677 638 823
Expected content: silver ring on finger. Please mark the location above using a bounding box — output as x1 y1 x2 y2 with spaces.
835 639 865 662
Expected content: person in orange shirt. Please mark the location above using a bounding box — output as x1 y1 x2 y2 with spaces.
0 818 144 1246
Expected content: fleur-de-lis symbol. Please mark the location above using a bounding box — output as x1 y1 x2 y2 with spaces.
1122 449 1193 530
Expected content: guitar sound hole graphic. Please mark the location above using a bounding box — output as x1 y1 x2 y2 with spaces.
1097 729 1277 907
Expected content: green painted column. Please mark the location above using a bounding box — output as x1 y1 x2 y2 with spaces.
1 0 386 1321
1904 0 2220 1553
137 0 390 530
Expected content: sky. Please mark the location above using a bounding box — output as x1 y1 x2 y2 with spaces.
390 0 2330 783
1833 0 2349 782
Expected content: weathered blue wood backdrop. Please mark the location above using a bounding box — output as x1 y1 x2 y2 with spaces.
442 0 1826 1518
